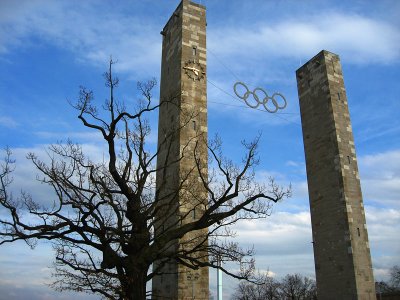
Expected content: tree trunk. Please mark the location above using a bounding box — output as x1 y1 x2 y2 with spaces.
122 269 148 300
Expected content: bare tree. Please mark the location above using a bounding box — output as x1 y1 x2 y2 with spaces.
376 265 400 294
389 265 400 290
279 274 316 300
263 276 282 300
232 274 280 300
232 273 316 300
0 60 290 300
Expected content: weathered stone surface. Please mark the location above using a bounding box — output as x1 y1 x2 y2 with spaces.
153 1 209 299
296 50 376 300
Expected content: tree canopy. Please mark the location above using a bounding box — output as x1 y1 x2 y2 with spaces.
0 60 290 299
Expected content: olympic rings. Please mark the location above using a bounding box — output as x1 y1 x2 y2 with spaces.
233 82 287 113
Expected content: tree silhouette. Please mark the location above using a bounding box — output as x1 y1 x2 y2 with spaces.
0 60 290 300
232 273 316 300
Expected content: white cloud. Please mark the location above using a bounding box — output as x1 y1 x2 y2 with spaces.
0 1 162 78
3 144 107 209
226 147 400 284
365 207 400 246
286 160 300 167
0 116 19 128
226 205 399 282
234 211 312 256
2 147 399 298
209 13 400 65
34 130 104 143
0 242 65 300
365 205 400 281
358 150 400 208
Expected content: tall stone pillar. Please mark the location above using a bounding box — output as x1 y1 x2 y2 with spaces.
296 50 376 300
153 1 208 299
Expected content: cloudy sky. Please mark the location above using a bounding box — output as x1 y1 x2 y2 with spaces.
0 0 399 299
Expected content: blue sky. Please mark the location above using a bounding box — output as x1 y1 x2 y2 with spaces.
0 0 399 299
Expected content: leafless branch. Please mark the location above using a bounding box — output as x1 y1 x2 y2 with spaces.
0 60 290 299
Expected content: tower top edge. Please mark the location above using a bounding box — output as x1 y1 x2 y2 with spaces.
296 50 340 73
185 0 206 10
161 0 206 32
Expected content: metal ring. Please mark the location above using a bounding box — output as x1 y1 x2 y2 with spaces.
233 82 250 100
271 92 287 109
233 82 287 113
262 96 279 113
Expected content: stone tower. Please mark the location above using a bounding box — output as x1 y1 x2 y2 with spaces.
296 50 375 299
153 1 208 299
